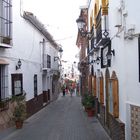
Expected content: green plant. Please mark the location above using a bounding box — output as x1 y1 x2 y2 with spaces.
13 103 26 121
82 93 95 109
12 93 26 122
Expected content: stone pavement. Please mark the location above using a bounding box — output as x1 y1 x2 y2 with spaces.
0 93 111 140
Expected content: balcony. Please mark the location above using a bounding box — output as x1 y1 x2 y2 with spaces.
0 36 12 48
95 8 110 46
0 0 12 48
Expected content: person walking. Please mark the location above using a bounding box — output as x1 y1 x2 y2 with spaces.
61 84 66 96
69 85 73 97
63 88 66 96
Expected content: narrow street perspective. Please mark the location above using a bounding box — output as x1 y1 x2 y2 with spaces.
1 0 140 140
0 94 110 140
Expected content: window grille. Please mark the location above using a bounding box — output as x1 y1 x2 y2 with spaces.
47 55 51 68
34 74 38 97
0 0 12 44
0 65 8 100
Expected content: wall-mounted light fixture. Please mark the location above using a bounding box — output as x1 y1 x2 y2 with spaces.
16 59 22 70
106 49 115 60
54 47 63 62
76 16 91 37
88 60 96 65
96 57 101 64
58 47 63 53
54 56 59 61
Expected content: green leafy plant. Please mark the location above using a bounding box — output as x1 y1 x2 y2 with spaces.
82 93 95 109
12 93 26 122
13 103 26 122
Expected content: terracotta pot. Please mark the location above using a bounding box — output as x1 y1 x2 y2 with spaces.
86 108 94 117
15 121 23 129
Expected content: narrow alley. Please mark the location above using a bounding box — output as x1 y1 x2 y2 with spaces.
1 94 110 140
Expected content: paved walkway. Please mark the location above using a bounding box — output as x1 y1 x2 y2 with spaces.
0 93 111 140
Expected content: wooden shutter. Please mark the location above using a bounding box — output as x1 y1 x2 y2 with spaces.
100 74 104 104
108 71 119 118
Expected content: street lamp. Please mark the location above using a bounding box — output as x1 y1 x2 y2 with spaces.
96 57 101 64
76 16 91 37
76 16 86 32
54 47 63 61
106 49 115 60
58 47 63 53
16 59 22 70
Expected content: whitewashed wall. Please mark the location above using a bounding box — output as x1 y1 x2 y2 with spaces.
0 0 58 101
88 0 140 139
109 0 140 139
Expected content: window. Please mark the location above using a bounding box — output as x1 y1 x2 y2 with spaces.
0 65 8 100
47 55 51 68
34 74 37 97
11 74 23 96
0 0 12 44
108 71 119 118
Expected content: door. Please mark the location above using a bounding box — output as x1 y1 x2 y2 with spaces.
11 74 23 96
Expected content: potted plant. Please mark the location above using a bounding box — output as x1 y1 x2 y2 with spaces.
82 94 95 117
12 93 26 129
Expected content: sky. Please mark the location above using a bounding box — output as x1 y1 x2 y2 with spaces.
23 0 87 63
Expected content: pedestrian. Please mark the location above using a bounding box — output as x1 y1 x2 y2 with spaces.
70 85 73 97
63 88 65 96
61 84 66 96
65 86 68 94
76 83 80 96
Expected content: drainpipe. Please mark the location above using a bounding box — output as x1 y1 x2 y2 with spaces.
20 0 24 18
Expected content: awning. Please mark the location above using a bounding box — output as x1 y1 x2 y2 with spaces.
0 59 9 65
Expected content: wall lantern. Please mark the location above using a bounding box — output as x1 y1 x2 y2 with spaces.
58 47 63 53
106 49 115 60
54 47 63 61
96 57 101 64
54 56 59 61
88 60 96 65
76 16 91 37
16 59 22 70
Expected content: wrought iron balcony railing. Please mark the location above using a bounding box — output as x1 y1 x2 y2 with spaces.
96 8 109 46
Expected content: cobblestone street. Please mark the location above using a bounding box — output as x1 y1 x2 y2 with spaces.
1 94 111 140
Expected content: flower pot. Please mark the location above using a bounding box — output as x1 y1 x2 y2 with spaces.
15 121 23 129
86 108 94 117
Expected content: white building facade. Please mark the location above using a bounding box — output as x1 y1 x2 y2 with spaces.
83 0 140 139
0 0 61 129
